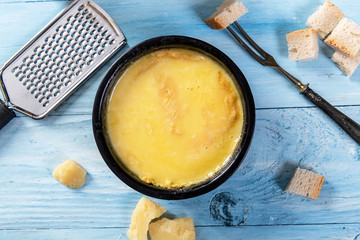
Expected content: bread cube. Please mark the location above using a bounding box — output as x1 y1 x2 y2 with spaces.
205 0 248 30
332 50 360 77
127 197 167 240
285 167 325 200
306 0 344 39
52 159 87 189
149 218 196 240
286 28 319 61
325 17 360 56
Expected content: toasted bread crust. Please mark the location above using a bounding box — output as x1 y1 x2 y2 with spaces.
325 38 354 55
205 0 248 30
204 17 227 30
324 18 360 56
312 175 325 200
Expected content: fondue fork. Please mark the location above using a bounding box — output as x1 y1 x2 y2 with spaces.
227 21 360 145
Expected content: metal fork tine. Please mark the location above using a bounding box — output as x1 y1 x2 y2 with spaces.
233 21 269 58
226 26 265 65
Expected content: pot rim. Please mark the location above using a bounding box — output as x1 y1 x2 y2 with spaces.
92 35 256 200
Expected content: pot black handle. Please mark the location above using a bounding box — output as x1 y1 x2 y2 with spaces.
302 87 360 144
0 99 15 130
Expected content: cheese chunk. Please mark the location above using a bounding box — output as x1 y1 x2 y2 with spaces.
52 159 87 189
149 218 196 240
127 197 167 240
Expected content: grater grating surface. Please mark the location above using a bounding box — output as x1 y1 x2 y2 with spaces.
0 0 126 119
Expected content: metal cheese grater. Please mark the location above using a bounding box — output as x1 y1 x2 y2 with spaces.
0 0 126 129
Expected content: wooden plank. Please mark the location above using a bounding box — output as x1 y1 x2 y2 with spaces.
1 106 360 229
0 0 360 114
1 224 360 240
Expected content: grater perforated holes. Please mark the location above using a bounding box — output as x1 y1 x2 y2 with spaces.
74 12 80 19
82 9 89 16
90 17 96 24
49 86 56 93
38 96 45 103
78 17 84 24
101 30 108 37
23 79 30 86
34 92 41 99
9 3 118 109
68 49 75 56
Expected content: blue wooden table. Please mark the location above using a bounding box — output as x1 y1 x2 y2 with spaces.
1 0 360 239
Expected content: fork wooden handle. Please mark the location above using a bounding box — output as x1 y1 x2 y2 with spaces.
302 87 360 144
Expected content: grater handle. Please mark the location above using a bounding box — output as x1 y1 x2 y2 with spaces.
0 99 15 130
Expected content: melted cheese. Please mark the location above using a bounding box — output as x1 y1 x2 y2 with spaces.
106 48 244 188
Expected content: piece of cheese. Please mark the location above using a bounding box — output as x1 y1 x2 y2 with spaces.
149 218 196 240
127 197 167 240
52 159 87 189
